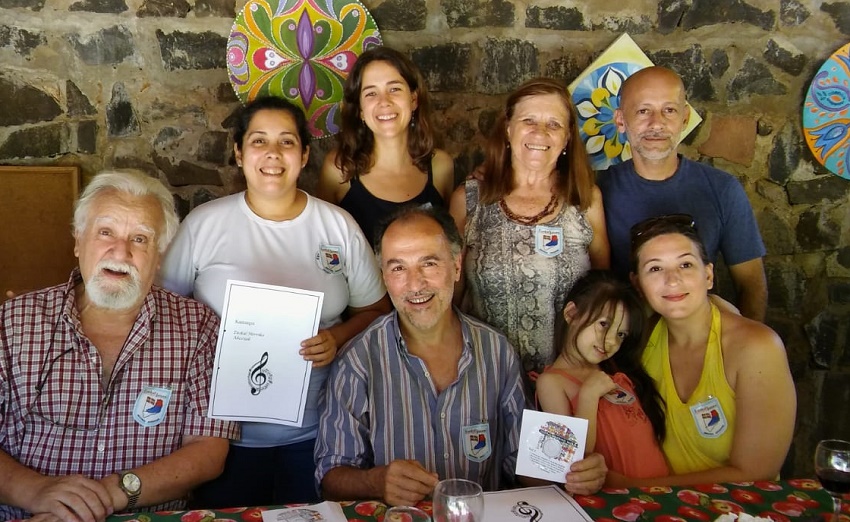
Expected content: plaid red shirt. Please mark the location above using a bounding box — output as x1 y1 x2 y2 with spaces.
0 270 240 519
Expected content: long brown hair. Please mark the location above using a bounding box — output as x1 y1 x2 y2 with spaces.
480 77 595 209
561 270 666 443
335 46 435 182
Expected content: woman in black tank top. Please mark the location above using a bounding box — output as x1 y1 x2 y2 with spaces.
317 46 454 247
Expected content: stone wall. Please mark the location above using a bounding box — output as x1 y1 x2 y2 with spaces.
2 0 848 477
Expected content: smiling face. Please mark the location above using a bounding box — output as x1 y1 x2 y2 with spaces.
566 301 630 366
615 68 690 165
506 93 570 173
359 60 418 138
380 215 461 335
74 191 164 311
634 233 714 320
234 108 309 199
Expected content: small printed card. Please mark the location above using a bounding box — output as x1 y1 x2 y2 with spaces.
516 409 589 482
260 501 347 522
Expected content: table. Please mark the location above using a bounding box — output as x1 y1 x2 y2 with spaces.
107 479 846 521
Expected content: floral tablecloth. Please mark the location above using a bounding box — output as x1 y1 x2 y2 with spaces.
108 479 848 522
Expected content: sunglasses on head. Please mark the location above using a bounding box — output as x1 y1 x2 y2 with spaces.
629 214 697 246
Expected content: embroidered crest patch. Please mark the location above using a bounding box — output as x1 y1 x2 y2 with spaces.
462 423 492 462
132 385 172 428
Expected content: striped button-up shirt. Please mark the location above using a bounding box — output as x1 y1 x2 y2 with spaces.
315 310 526 492
0 271 240 519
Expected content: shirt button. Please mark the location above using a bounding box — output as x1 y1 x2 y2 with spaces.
424 371 430 377
440 413 446 419
97 443 105 452
444 453 449 459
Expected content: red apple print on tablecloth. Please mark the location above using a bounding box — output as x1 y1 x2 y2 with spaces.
695 484 729 494
354 501 384 517
730 488 765 504
758 511 791 522
752 481 783 491
612 502 644 521
181 510 216 522
676 489 710 506
576 495 607 509
786 492 821 508
771 501 807 517
640 486 673 495
787 478 822 490
708 499 744 515
629 497 662 511
654 516 688 522
676 505 712 521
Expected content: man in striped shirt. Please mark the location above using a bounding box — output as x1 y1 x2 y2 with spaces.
315 206 608 506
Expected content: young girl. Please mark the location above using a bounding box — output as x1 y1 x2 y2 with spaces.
536 270 668 480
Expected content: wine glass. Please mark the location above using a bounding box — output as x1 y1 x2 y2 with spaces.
815 439 850 522
384 506 431 522
432 478 484 522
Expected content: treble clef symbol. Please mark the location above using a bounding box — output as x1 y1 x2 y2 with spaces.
512 501 542 522
248 351 272 395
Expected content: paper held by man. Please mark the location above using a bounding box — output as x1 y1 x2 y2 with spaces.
209 279 324 426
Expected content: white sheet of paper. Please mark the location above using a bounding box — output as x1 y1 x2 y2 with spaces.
516 409 589 482
208 280 323 426
260 501 347 522
483 485 593 522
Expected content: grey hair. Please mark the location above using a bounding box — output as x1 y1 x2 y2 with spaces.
73 170 179 253
373 204 463 264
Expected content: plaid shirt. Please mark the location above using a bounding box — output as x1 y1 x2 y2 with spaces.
0 270 240 519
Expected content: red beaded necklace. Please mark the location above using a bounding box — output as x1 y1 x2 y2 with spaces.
499 193 559 226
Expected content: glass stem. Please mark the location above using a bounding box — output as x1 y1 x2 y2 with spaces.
833 496 842 522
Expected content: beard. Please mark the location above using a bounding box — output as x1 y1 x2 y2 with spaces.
628 130 677 161
86 260 143 310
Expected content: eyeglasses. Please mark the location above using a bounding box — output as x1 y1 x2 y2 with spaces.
629 213 697 246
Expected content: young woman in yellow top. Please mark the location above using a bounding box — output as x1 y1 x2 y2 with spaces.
609 214 795 487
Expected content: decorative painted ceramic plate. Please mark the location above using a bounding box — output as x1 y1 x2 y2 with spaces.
803 41 850 180
227 0 382 139
568 33 702 171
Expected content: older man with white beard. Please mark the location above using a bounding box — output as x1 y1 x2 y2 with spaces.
0 171 239 522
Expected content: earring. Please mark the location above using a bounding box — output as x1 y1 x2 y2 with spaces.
561 148 567 156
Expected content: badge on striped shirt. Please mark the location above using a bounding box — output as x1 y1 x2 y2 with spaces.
132 385 172 428
463 423 492 462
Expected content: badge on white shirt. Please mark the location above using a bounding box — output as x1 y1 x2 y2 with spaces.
132 385 172 428
534 225 563 257
317 245 343 274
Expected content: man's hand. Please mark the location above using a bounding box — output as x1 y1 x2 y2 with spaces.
380 460 439 506
564 452 607 496
25 475 114 522
300 329 338 367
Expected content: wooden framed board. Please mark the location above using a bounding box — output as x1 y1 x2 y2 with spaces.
0 166 80 302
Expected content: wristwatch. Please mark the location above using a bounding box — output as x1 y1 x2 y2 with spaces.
118 471 142 510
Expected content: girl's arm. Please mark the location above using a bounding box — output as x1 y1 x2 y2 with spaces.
574 371 616 453
535 372 574 416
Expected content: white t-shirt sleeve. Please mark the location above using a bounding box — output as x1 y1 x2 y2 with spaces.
158 214 198 297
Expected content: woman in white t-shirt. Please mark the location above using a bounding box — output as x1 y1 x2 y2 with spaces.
159 96 390 507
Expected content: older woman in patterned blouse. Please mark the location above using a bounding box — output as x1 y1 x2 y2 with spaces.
449 77 609 394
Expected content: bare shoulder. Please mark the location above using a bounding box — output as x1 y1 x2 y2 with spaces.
431 148 456 201
719 310 786 364
318 148 348 203
537 369 581 401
